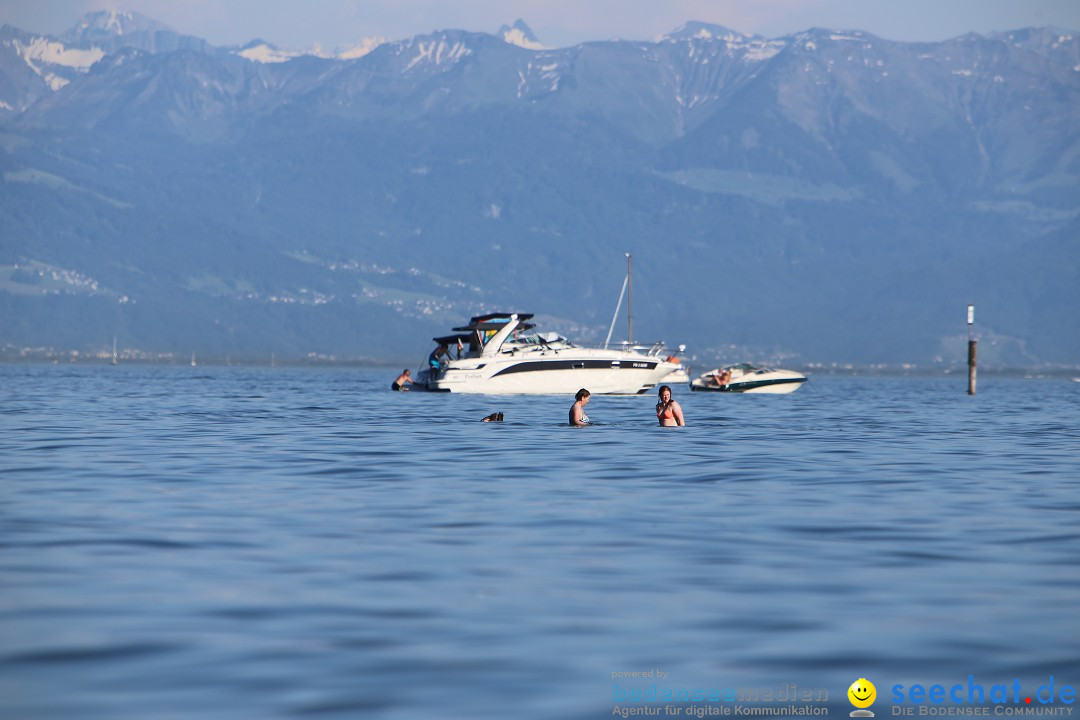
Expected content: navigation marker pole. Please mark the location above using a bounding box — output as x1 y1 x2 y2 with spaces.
967 304 977 396
626 252 633 346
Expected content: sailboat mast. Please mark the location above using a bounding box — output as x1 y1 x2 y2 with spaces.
626 252 633 345
604 271 628 350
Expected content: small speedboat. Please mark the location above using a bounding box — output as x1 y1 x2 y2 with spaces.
690 363 807 394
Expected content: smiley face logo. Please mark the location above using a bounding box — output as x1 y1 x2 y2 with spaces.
848 678 876 715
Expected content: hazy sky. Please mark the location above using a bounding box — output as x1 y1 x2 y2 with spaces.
2 0 1078 50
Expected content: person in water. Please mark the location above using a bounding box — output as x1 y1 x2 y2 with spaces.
481 412 504 422
391 369 414 391
656 385 685 426
569 388 591 427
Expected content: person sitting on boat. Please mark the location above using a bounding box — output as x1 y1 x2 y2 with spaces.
711 368 732 388
391 369 414 391
569 388 591 427
656 385 685 427
428 343 450 376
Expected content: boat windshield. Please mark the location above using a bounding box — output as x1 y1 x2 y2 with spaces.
507 331 574 348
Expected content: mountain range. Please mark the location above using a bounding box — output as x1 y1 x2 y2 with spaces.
1 10 1078 368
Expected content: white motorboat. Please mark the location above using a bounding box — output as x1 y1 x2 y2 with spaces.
690 363 807 394
417 312 682 395
660 361 690 384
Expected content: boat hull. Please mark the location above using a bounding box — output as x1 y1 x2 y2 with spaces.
660 367 690 384
691 377 806 394
424 354 679 395
690 366 808 394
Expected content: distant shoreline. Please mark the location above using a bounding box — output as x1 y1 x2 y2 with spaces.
2 357 1077 377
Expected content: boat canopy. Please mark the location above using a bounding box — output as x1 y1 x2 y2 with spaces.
431 334 474 346
452 313 535 333
447 313 535 352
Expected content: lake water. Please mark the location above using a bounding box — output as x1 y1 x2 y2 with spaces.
1 365 1078 720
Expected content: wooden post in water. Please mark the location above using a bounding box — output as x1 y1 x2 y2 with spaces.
967 304 977 396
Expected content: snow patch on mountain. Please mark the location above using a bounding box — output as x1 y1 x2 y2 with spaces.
100 10 129 34
16 37 104 69
742 39 786 61
663 22 749 44
236 42 300 63
232 37 386 63
498 20 546 50
515 56 566 97
502 27 545 50
403 40 471 71
71 10 135 35
828 32 868 42
338 37 386 60
7 36 104 90
64 10 171 39
664 22 786 63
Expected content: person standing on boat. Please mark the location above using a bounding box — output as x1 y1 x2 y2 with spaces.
569 388 591 427
427 343 450 378
656 385 685 427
